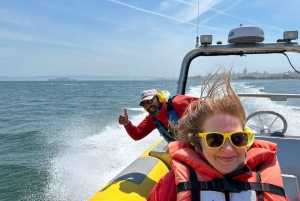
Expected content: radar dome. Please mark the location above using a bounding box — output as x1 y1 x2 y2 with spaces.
228 26 264 44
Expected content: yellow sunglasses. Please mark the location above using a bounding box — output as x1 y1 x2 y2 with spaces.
196 130 253 149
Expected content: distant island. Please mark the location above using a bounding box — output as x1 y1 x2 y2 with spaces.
48 77 76 81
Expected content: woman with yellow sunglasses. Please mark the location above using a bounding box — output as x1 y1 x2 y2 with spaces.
148 68 288 201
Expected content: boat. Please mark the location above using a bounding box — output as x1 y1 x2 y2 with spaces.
88 25 300 201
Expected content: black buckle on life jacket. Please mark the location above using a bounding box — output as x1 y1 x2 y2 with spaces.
212 178 241 193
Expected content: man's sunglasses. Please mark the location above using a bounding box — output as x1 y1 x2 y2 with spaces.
197 131 252 148
140 97 156 107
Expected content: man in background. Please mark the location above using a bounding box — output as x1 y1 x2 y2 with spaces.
118 88 198 142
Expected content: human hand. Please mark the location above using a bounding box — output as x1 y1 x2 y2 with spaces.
118 108 130 126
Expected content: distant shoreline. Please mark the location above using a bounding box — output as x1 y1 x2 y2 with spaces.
0 76 167 81
1 78 300 82
189 76 300 80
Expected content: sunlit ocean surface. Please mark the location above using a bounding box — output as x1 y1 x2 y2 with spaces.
0 79 299 201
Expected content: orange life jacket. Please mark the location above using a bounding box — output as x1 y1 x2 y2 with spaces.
168 140 288 201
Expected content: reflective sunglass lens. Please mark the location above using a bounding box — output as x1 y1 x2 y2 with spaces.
140 99 154 107
206 133 224 147
231 133 248 147
147 100 153 104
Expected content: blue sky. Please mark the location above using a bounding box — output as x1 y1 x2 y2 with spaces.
1 0 300 78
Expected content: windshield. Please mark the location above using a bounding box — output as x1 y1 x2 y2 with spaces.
184 53 300 137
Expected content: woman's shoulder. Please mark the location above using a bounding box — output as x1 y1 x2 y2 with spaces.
251 139 277 152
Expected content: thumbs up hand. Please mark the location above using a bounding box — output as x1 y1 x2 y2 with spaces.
119 108 130 126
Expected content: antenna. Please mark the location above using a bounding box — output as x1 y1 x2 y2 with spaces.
195 0 200 48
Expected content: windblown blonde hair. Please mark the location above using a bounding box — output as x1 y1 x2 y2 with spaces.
174 67 246 142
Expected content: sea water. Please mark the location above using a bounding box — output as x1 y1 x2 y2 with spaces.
0 79 299 201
